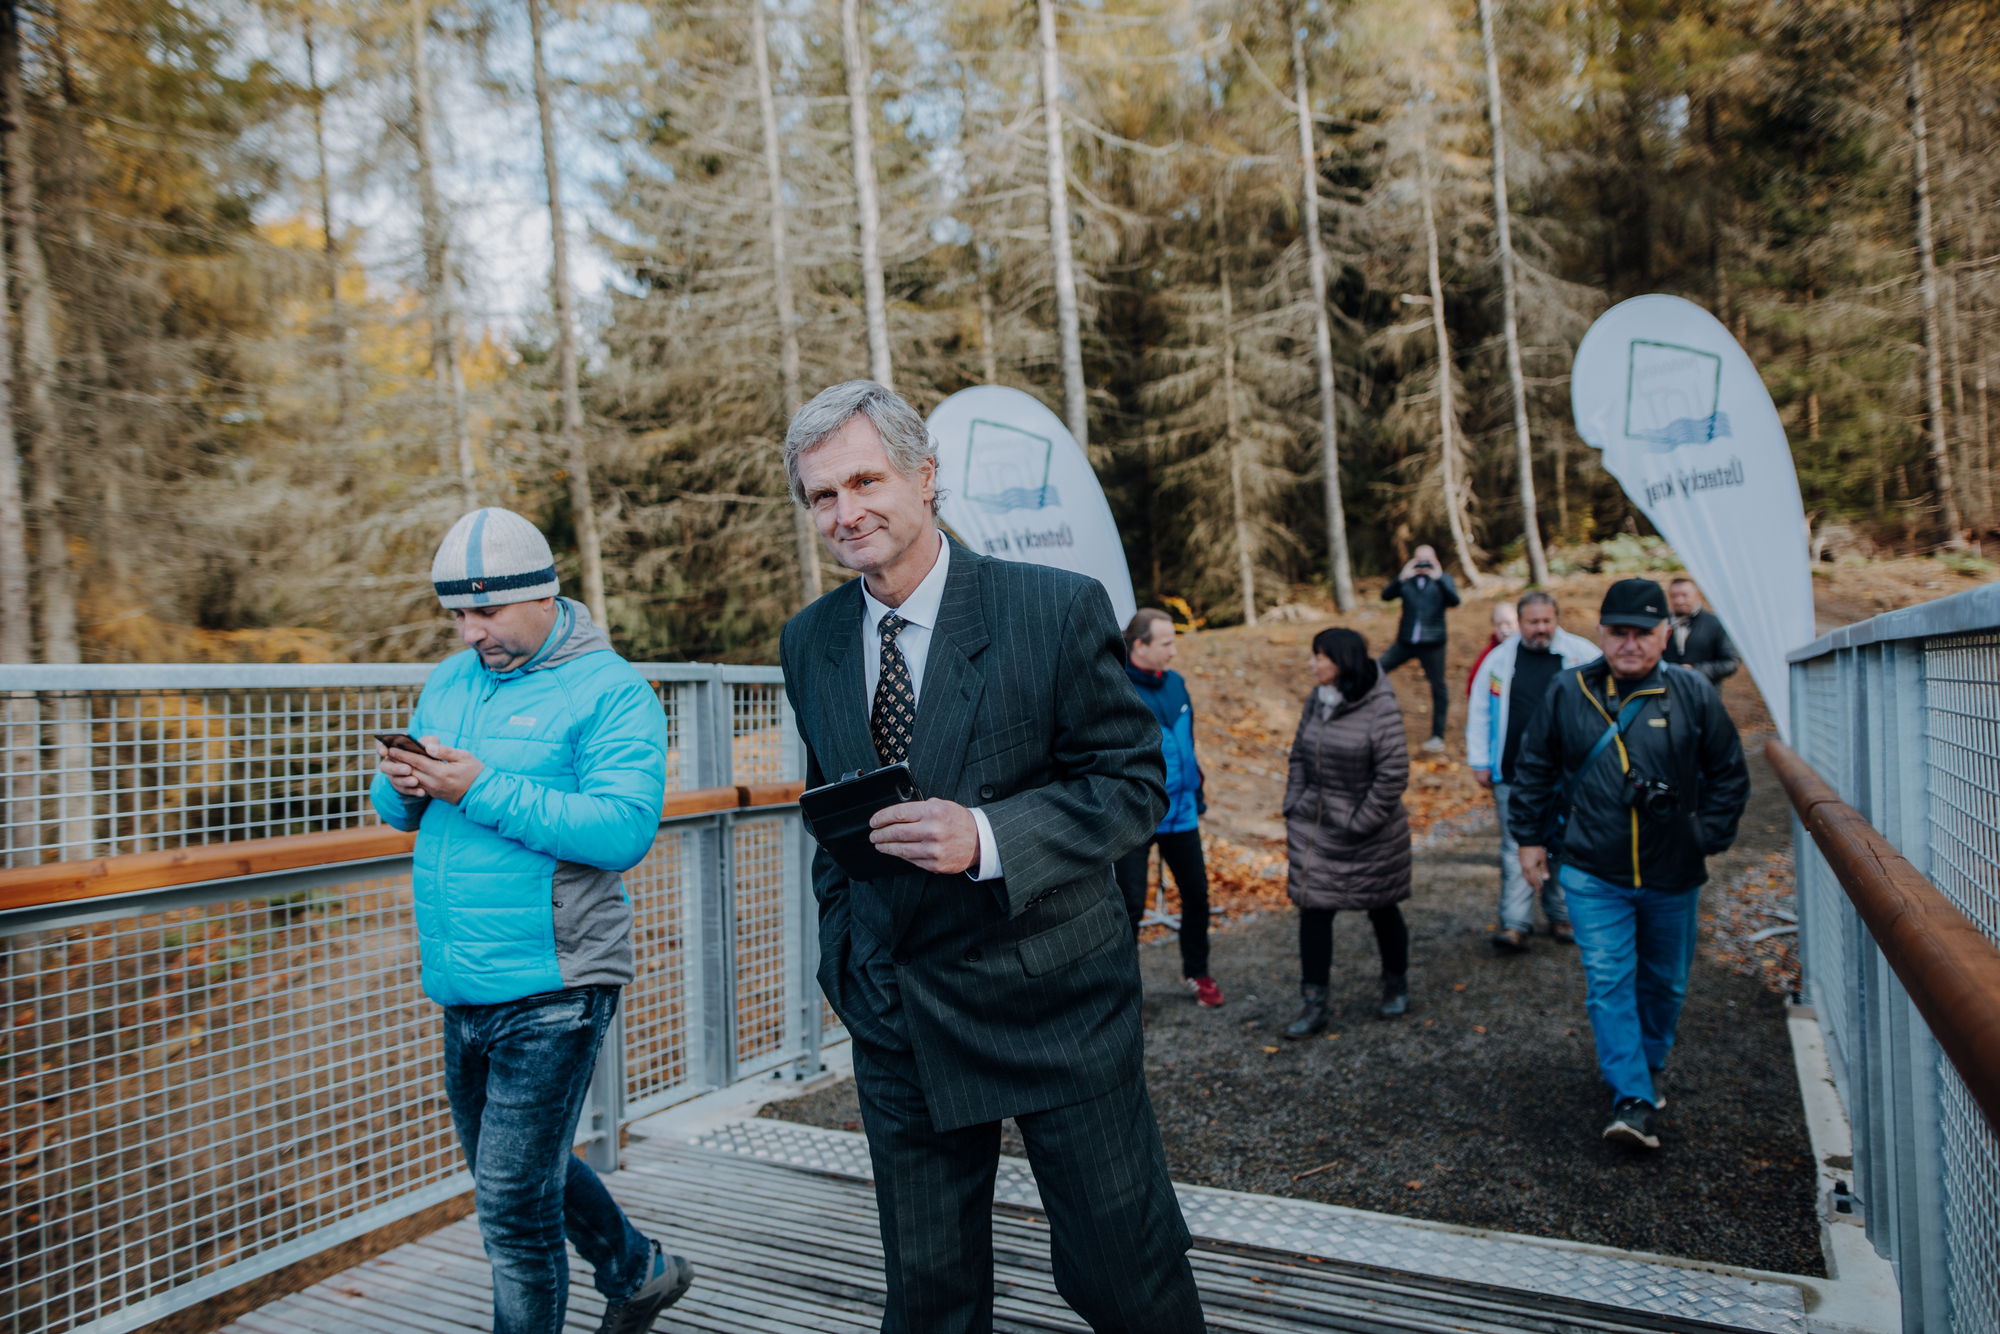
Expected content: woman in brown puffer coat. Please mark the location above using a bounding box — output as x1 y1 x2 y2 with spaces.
1280 626 1413 1037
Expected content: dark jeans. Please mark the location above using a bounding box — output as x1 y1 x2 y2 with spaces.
1113 828 1211 978
1299 905 1409 985
1378 639 1448 739
853 1040 1204 1334
443 985 654 1334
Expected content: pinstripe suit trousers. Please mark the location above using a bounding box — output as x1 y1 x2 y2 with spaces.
854 1039 1203 1334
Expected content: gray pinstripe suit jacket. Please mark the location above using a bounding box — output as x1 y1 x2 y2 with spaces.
779 538 1168 1132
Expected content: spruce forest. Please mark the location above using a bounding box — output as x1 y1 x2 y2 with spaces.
2 0 1995 665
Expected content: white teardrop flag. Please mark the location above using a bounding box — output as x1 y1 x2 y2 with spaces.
1571 295 1813 740
925 386 1138 626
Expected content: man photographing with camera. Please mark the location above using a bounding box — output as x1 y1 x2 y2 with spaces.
1507 579 1749 1150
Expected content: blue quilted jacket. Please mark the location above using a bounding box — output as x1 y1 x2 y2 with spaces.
370 600 668 1007
1126 665 1204 834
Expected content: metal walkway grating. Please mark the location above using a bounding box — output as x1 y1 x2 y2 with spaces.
697 1119 1806 1332
225 1124 1801 1334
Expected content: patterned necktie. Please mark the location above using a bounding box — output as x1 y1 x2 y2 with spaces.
871 613 916 765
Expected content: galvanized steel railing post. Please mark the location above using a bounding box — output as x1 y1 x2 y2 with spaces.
586 1004 626 1173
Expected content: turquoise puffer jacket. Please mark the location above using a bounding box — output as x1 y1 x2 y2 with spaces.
369 600 668 1007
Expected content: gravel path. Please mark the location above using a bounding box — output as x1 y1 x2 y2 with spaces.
766 743 1823 1278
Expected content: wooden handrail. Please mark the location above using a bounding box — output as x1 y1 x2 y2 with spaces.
739 781 806 808
0 782 807 914
663 786 741 817
1768 738 2000 1140
0 826 419 913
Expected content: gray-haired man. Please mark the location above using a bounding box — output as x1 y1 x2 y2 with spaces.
778 380 1204 1333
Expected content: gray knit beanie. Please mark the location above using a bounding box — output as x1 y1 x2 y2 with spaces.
431 508 559 609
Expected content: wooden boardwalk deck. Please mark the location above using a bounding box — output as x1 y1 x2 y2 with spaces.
221 1134 1759 1334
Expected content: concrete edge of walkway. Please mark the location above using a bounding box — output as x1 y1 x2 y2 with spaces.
1785 1007 1902 1334
625 1039 856 1143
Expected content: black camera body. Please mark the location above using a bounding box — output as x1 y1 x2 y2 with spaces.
1624 769 1681 820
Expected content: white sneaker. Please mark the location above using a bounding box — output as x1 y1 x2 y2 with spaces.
1421 736 1446 753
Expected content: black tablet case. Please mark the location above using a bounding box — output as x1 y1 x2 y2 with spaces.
797 763 926 882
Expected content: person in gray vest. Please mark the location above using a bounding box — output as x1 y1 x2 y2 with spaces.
777 381 1203 1334
1465 591 1600 951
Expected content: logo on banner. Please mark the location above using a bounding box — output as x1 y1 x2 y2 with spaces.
965 420 1062 512
1625 340 1733 452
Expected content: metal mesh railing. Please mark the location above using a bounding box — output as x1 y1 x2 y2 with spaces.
623 830 693 1114
1791 591 2000 1333
732 816 792 1070
0 683 425 867
0 871 458 1334
1923 631 2000 1328
643 681 691 793
0 662 823 1334
730 682 789 786
1925 633 2000 943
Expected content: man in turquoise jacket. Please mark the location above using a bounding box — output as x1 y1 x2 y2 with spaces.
370 507 691 1334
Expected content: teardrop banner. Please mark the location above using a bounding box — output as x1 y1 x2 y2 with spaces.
1571 294 1813 741
926 385 1138 626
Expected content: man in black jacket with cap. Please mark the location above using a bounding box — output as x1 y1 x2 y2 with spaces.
1507 578 1750 1150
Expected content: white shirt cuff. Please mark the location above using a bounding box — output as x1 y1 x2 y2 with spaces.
967 806 1003 882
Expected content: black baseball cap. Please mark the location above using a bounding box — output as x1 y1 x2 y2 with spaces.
1600 578 1668 628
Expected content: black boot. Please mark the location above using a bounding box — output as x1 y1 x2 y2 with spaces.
1283 984 1328 1039
1378 972 1409 1018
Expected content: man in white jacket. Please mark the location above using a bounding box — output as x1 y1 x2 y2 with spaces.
1466 591 1601 952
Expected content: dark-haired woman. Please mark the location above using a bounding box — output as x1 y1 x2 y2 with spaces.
1280 627 1414 1036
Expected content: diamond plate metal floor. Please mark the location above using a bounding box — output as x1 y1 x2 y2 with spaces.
698 1118 1809 1333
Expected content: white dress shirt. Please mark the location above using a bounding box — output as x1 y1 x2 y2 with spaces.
860 530 1002 881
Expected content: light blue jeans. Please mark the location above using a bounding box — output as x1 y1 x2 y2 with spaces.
1558 864 1701 1107
1493 783 1567 932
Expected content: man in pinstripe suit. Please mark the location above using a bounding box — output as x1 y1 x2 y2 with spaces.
778 381 1205 1334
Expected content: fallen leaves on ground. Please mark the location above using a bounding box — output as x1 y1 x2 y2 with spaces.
1708 852 1800 995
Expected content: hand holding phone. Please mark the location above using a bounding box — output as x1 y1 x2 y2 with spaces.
375 733 431 800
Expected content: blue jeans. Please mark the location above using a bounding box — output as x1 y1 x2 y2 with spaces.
443 986 654 1334
1558 865 1700 1107
1493 784 1567 932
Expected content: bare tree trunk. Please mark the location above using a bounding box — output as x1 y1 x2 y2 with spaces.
1036 0 1086 447
0 187 22 666
1553 433 1568 537
1289 9 1354 611
410 2 476 510
840 0 891 387
1419 133 1484 590
3 1 73 665
4 1 86 858
1899 0 1964 546
528 0 607 627
1218 183 1255 627
304 19 355 434
1979 325 1993 528
1477 0 1548 586
978 285 999 386
751 0 819 608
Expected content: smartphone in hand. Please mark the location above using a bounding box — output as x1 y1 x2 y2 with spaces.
375 732 431 757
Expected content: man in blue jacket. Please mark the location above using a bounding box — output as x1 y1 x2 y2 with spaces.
1113 608 1224 1007
371 507 690 1334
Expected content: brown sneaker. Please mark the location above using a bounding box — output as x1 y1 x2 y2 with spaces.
1551 922 1576 945
1492 928 1529 953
